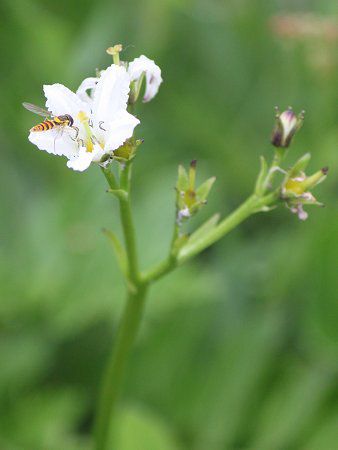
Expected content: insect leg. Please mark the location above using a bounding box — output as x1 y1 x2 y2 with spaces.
70 126 79 141
77 138 85 148
53 127 63 153
99 121 106 131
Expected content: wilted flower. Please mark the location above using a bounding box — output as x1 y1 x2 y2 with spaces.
128 55 163 103
282 166 328 220
28 64 139 171
271 107 304 148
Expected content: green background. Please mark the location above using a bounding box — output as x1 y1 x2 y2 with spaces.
0 0 337 449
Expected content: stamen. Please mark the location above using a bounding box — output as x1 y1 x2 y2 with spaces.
77 111 94 152
106 44 123 65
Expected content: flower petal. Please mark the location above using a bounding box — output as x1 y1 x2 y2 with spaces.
66 144 105 172
92 65 130 125
128 55 163 102
104 110 140 151
76 77 98 105
44 83 91 120
28 128 77 157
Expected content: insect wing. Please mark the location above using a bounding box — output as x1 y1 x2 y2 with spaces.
22 102 53 118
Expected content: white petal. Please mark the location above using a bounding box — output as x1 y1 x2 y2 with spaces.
66 144 105 172
76 77 98 104
44 83 91 120
128 55 163 102
104 110 140 151
92 65 130 125
28 128 77 157
67 147 94 172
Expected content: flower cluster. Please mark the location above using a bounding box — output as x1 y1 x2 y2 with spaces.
26 46 162 171
268 108 329 220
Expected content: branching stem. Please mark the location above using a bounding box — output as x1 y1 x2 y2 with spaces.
95 164 280 450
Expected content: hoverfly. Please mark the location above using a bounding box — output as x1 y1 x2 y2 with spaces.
23 102 79 151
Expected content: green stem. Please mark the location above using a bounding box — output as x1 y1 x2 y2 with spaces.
142 191 279 282
94 163 145 450
178 191 278 263
263 148 285 191
118 163 139 285
101 166 118 190
94 284 148 450
95 164 279 448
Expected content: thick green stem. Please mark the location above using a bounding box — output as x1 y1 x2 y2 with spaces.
94 284 148 450
95 161 280 449
94 163 145 450
118 163 139 285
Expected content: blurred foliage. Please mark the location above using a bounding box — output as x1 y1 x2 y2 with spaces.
0 0 337 449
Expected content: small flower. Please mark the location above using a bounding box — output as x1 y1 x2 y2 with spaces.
271 107 304 148
28 64 139 171
176 160 215 224
290 203 308 221
282 166 328 220
128 55 163 103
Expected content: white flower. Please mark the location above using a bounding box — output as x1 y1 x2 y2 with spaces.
290 204 308 221
28 64 139 172
128 55 163 102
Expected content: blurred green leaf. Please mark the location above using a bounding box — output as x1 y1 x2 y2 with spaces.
114 404 181 450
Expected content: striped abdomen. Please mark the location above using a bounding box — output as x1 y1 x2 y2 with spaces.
30 114 74 132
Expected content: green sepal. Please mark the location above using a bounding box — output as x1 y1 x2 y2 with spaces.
289 153 311 178
102 228 127 276
196 176 216 202
177 165 189 191
299 168 328 191
112 138 143 162
254 156 268 196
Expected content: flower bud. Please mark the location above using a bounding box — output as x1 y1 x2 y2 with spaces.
271 107 304 148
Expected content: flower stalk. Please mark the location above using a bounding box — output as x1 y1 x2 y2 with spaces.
95 159 281 450
94 100 327 449
94 284 148 450
94 162 148 450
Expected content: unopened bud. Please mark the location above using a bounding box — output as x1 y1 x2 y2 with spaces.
271 107 304 148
